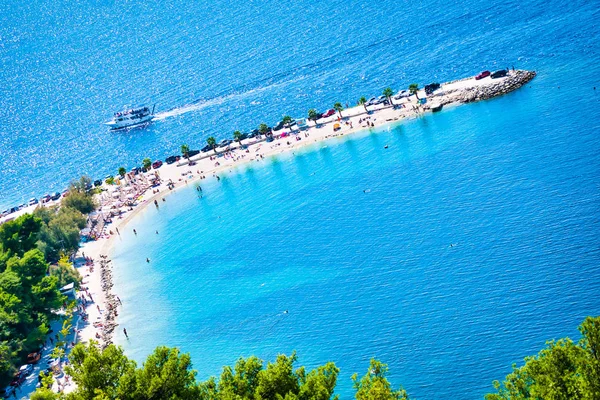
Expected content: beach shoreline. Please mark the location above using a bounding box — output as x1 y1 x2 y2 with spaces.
55 69 538 351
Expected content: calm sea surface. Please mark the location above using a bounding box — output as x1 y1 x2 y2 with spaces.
2 0 600 398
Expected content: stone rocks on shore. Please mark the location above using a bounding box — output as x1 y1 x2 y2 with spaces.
456 70 537 104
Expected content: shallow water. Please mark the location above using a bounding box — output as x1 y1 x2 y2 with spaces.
2 0 600 398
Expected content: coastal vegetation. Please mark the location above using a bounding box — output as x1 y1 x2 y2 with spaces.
358 97 368 112
333 102 343 118
258 123 270 136
408 83 419 99
206 136 217 153
181 144 190 162
383 87 394 105
486 316 600 400
142 158 152 171
307 109 320 125
31 344 409 400
0 177 94 386
118 167 126 178
233 131 243 147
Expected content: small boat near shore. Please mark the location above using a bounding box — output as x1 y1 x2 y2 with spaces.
105 105 155 131
431 104 443 112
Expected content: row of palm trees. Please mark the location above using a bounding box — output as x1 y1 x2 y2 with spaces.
174 83 423 163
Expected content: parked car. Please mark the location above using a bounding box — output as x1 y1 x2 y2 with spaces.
28 198 38 206
61 190 69 198
130 167 141 175
218 139 233 148
40 194 52 203
475 70 491 80
374 95 389 105
491 69 508 79
393 90 410 100
165 155 178 164
152 160 163 169
249 129 261 138
273 121 285 131
201 144 213 152
424 83 441 95
321 109 336 118
188 149 200 157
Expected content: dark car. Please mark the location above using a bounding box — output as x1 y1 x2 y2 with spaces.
219 139 233 148
475 70 491 80
374 95 389 105
130 167 141 175
491 69 508 79
273 121 285 131
152 160 163 169
424 83 441 95
93 179 102 187
249 130 261 138
188 149 200 157
40 194 52 203
165 155 179 164
201 144 213 152
321 109 336 118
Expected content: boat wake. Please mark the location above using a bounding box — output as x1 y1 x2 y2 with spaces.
151 75 307 122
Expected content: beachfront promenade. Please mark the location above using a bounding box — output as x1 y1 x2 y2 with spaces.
9 69 536 399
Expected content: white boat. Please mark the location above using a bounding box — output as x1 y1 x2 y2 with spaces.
105 105 155 131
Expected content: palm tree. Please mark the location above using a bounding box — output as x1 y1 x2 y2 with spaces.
358 97 368 112
233 130 243 147
308 108 319 125
118 167 126 178
333 102 344 119
181 144 190 162
258 123 270 137
142 158 152 171
207 136 217 153
409 83 420 100
281 115 293 127
383 87 394 106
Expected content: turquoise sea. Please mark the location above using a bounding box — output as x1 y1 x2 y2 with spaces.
2 0 600 398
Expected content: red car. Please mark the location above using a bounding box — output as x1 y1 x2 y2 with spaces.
321 109 336 118
152 160 163 169
475 70 491 80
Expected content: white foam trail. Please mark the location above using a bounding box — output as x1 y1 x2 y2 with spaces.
151 75 307 122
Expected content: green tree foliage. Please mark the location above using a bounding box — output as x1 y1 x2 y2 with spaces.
49 255 81 288
36 347 349 400
352 359 409 400
486 316 600 400
207 136 217 153
143 158 152 171
233 131 243 146
281 115 293 127
0 213 42 258
181 144 190 160
383 87 394 105
408 83 419 99
308 109 320 124
0 175 92 385
118 167 126 178
258 123 270 136
358 97 368 112
34 206 87 263
333 102 343 118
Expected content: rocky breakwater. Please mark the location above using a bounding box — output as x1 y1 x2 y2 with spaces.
98 255 120 348
459 70 537 103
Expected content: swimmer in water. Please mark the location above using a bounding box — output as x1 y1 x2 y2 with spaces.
146 258 150 263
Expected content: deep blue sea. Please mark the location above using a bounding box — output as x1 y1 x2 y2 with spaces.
2 0 600 398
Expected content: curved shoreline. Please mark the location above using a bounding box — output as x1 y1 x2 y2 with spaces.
76 69 536 348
